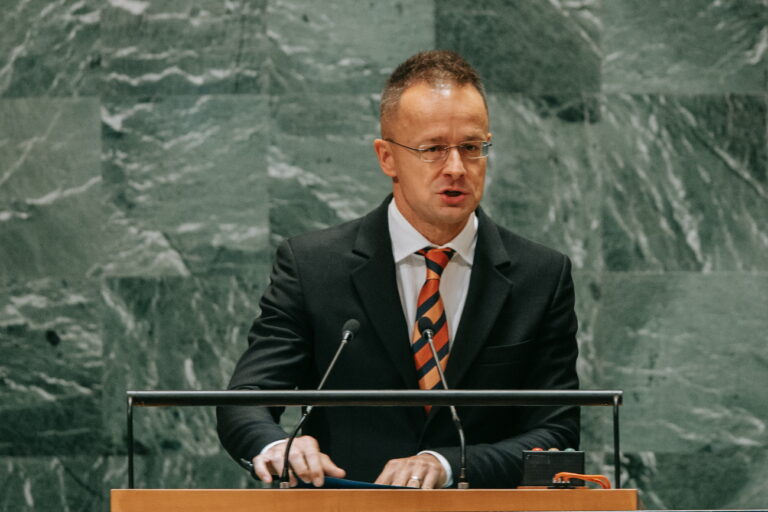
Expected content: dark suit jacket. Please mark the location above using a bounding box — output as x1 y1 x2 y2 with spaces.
217 197 579 488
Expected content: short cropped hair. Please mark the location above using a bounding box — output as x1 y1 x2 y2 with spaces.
380 50 487 135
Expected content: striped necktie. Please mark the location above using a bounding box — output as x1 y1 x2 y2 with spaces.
412 247 456 403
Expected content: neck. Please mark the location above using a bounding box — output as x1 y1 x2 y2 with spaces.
392 196 468 246
420 222 466 246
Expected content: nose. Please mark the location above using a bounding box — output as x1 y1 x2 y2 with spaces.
443 146 467 178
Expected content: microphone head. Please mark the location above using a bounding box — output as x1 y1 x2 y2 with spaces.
342 318 360 339
418 316 435 335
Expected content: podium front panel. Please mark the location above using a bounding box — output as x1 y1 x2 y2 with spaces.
111 488 639 512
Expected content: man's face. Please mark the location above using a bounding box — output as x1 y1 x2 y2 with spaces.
375 81 491 244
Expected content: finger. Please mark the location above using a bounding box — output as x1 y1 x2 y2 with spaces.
404 470 423 488
261 442 289 479
287 449 311 483
320 454 346 478
373 461 398 486
252 455 274 483
321 454 347 478
288 436 320 484
303 451 327 487
391 464 421 488
421 467 439 489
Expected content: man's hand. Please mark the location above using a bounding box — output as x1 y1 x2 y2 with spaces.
251 435 345 487
374 453 447 489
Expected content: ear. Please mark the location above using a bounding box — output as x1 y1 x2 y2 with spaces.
373 138 397 179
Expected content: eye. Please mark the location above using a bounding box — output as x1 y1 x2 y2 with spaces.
461 142 481 152
422 145 447 153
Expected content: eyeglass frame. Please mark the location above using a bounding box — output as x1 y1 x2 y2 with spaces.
384 138 492 163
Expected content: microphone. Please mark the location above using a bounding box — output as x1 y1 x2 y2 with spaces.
418 317 469 489
278 318 360 488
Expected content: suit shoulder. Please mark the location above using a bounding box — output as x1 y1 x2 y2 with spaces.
492 221 571 268
280 216 364 256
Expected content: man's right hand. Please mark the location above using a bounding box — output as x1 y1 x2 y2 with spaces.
252 435 346 487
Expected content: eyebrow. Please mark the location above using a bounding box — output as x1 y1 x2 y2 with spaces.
419 134 487 144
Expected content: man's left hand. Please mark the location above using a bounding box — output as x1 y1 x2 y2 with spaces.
373 453 447 489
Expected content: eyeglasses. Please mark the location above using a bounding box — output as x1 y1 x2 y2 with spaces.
385 138 492 163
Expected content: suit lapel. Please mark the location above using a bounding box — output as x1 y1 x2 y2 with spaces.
444 209 513 389
350 199 418 390
350 201 514 433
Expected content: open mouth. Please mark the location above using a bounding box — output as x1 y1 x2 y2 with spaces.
443 190 464 197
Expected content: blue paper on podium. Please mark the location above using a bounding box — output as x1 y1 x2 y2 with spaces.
295 477 405 489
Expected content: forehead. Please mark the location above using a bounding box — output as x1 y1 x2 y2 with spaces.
392 82 489 138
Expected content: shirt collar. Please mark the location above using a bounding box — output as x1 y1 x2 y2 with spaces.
387 198 477 265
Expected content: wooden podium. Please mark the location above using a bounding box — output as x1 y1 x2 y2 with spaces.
111 488 639 512
122 390 631 511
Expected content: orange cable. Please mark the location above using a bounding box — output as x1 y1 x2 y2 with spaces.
553 472 612 489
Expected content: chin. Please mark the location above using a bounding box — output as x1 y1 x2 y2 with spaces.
436 210 472 226
442 201 476 214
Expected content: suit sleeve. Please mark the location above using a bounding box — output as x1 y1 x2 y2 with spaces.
216 239 315 463
434 254 580 488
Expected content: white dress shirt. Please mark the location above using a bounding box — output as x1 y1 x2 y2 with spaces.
388 198 478 487
387 199 477 346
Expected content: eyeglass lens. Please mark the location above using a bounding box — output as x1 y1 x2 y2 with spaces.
418 142 489 162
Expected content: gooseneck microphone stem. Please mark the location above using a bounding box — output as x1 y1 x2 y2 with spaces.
278 319 359 488
278 405 312 488
418 317 469 489
452 410 468 487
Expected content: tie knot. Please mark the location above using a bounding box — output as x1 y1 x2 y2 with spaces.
418 247 455 277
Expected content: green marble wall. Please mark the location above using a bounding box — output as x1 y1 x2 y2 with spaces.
1 0 766 510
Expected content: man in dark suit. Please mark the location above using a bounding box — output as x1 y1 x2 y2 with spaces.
217 50 579 489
